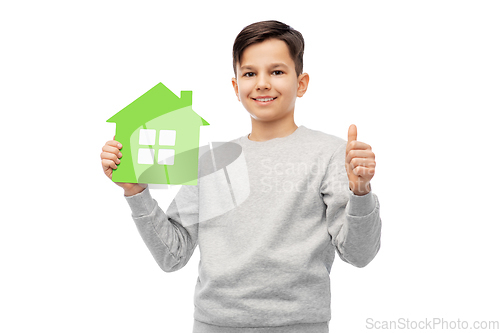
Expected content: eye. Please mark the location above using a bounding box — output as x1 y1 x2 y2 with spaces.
272 70 284 75
243 72 255 77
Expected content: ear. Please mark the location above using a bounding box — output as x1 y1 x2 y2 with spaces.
231 78 240 102
296 73 309 98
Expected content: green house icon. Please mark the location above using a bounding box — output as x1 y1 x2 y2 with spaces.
107 82 209 185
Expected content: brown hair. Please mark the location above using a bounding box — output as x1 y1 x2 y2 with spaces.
232 20 305 77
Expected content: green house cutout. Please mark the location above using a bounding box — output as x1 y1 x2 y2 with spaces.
107 82 209 186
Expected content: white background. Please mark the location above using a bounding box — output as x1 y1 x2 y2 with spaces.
1 0 499 332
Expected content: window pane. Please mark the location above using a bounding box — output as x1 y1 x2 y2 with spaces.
158 149 175 165
138 148 155 164
139 129 156 145
159 130 176 146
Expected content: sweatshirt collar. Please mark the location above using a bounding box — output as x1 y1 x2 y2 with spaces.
240 125 306 147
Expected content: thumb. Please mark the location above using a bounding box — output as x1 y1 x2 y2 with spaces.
348 124 357 143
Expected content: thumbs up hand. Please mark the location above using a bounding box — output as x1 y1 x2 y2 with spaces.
345 124 376 196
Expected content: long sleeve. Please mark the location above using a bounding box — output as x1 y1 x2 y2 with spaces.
125 184 199 272
321 142 382 268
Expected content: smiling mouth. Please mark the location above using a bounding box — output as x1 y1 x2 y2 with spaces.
252 97 277 102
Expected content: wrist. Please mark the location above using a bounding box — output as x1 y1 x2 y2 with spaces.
350 183 371 196
124 184 146 197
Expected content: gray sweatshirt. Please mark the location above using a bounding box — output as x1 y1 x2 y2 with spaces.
125 125 382 333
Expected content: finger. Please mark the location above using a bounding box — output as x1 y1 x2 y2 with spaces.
105 140 122 149
101 158 118 170
347 124 357 144
349 157 376 169
346 140 372 152
352 166 375 178
100 151 121 165
346 149 375 164
102 144 122 158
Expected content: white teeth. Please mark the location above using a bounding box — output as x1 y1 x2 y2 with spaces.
255 98 274 102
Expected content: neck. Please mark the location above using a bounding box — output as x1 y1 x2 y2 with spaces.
248 115 298 142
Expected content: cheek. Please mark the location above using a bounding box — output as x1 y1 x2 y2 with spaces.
274 80 297 97
237 82 252 97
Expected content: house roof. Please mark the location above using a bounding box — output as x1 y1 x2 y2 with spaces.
107 82 209 126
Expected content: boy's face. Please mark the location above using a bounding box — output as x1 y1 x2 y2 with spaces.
232 38 309 124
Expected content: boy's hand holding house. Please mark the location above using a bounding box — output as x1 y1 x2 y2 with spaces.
101 135 147 196
345 124 376 196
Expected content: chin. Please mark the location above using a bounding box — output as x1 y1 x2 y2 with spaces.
248 110 278 120
251 114 286 123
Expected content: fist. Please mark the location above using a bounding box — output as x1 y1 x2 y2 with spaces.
101 135 147 196
345 124 376 196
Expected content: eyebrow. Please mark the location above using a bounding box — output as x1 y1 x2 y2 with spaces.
240 62 289 71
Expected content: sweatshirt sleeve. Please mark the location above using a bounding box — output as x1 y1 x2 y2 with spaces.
124 184 199 272
320 142 382 268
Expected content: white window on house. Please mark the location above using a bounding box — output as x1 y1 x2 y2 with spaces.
159 130 176 146
139 129 156 145
138 148 155 165
158 149 175 165
137 129 177 165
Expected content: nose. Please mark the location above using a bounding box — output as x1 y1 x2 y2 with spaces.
256 75 271 91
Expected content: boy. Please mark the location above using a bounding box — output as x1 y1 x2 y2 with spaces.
101 20 381 333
